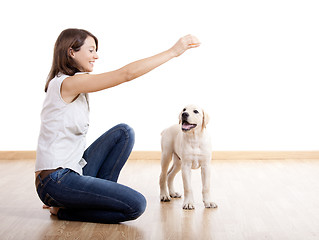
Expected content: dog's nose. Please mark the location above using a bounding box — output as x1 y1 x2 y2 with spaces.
182 112 189 119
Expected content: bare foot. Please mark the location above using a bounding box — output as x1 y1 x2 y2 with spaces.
50 207 60 216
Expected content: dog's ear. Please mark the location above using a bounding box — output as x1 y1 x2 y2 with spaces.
202 110 210 130
178 111 182 124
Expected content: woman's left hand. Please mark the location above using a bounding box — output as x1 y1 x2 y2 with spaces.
170 34 201 57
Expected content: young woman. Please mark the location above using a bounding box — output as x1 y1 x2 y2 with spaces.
35 28 200 224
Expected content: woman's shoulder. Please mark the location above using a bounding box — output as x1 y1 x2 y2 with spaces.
58 72 89 83
46 73 70 93
56 73 71 82
52 73 72 86
48 72 89 96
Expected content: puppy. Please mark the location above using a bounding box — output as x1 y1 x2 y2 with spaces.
159 104 217 210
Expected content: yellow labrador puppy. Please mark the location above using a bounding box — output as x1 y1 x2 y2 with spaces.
159 104 217 210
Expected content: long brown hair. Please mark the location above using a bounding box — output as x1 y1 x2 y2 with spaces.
45 28 98 92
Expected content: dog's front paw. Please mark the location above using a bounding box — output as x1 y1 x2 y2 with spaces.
160 194 171 202
204 201 218 208
182 202 195 210
170 191 182 198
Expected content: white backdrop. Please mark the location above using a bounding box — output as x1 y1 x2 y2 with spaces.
0 0 318 151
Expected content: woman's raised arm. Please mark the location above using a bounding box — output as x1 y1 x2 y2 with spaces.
61 34 200 102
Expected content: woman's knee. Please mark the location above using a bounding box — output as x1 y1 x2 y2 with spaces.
127 192 147 221
112 123 135 148
116 123 135 140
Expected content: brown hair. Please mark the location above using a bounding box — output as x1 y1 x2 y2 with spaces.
45 28 98 92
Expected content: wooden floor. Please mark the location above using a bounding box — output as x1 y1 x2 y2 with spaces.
1 158 319 240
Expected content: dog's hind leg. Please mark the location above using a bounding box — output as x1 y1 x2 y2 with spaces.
167 153 182 198
159 151 172 202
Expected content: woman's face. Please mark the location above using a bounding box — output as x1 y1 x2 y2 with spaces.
70 36 98 72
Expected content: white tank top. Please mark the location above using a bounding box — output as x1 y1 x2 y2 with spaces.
35 73 89 175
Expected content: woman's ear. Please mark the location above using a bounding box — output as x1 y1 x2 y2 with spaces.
69 48 75 58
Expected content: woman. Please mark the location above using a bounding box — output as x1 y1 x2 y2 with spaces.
35 28 200 224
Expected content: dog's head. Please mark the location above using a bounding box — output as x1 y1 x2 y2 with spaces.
178 104 209 132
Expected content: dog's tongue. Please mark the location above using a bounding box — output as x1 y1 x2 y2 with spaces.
182 123 194 130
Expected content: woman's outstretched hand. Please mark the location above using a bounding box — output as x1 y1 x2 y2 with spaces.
170 34 201 57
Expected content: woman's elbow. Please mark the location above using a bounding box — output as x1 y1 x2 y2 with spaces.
119 67 135 82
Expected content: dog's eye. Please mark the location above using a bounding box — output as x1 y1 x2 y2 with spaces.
194 110 199 114
183 108 186 112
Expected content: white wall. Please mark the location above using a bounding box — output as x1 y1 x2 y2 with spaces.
1 0 318 151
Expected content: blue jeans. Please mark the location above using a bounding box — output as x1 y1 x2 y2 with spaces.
36 123 146 224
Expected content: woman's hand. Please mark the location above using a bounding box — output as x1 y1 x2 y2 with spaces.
170 34 201 57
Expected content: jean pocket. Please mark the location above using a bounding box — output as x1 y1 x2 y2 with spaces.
50 168 71 184
44 193 64 207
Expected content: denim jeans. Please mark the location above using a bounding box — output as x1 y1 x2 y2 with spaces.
36 123 146 224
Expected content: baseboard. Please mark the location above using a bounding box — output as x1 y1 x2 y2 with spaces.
1 150 319 160
0 151 37 160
